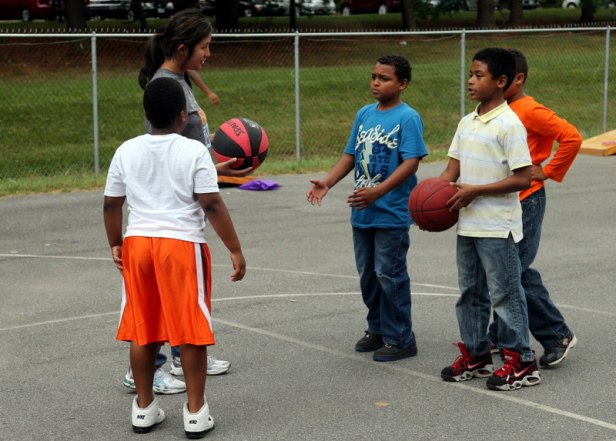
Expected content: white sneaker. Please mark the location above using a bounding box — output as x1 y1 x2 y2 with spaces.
183 400 215 439
207 355 231 376
123 367 186 394
131 396 165 433
170 355 231 377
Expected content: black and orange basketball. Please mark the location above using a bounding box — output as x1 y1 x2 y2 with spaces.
408 177 459 232
211 118 269 171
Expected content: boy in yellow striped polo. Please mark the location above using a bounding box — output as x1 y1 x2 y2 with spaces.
438 48 540 391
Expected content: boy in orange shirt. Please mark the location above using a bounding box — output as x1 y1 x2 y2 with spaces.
489 48 582 367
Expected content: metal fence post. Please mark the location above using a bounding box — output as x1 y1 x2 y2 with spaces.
91 32 99 177
294 32 301 161
602 26 611 133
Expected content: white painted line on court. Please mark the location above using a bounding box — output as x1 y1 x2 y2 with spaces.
0 292 455 333
1 291 615 432
214 317 616 433
0 253 458 291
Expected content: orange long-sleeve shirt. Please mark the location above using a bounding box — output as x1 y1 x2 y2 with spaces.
509 95 582 200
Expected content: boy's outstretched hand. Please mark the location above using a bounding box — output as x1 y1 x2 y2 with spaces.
307 180 329 206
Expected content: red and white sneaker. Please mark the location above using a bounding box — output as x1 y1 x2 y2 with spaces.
486 349 541 391
441 342 494 382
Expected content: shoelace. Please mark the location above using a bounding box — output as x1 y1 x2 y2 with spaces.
451 353 474 369
495 361 517 377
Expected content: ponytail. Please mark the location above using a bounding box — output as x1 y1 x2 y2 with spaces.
138 9 212 90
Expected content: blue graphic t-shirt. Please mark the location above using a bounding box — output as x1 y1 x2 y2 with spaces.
344 102 428 229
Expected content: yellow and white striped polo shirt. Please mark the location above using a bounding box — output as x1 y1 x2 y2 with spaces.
448 101 531 242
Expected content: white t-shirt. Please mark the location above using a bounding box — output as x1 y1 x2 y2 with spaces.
104 133 219 243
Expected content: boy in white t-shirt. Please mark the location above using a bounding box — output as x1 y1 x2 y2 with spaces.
103 77 246 437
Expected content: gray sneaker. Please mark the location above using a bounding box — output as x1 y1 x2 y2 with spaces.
539 334 578 367
123 367 186 394
169 355 231 376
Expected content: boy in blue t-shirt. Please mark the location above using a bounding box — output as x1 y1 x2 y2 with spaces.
307 54 428 362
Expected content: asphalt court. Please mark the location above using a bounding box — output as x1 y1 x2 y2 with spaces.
0 154 615 441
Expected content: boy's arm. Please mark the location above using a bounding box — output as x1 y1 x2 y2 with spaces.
307 153 355 206
448 166 531 210
103 195 125 271
197 192 246 282
439 157 460 183
527 108 582 182
187 70 220 106
349 158 419 210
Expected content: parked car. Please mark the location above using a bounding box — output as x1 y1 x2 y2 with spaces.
562 0 614 7
201 0 256 17
300 0 335 14
339 0 401 15
85 0 173 20
142 0 174 17
85 0 132 19
0 0 59 21
430 0 537 11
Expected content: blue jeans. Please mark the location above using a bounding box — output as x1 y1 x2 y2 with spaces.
489 188 570 350
456 234 533 361
155 345 180 369
352 227 415 348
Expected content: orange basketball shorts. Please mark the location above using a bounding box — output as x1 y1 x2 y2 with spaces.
116 236 215 347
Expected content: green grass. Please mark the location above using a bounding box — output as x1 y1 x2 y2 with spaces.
0 18 614 195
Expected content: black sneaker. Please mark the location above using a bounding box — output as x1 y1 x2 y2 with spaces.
441 342 494 382
355 331 384 352
539 334 577 367
373 343 417 362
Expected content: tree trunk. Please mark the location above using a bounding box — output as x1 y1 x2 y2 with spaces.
507 0 523 25
130 0 148 29
401 0 416 30
64 0 86 29
289 0 297 30
476 0 495 28
216 0 240 31
579 0 595 22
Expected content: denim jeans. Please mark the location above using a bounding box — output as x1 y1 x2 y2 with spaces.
155 345 180 369
352 227 415 348
456 234 533 361
489 188 570 350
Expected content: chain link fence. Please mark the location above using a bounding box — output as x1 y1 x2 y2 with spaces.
0 28 614 181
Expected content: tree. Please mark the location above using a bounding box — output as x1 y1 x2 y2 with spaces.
401 0 417 30
289 0 297 30
216 0 240 31
63 0 86 28
130 0 148 29
506 0 524 25
579 0 595 22
476 0 496 27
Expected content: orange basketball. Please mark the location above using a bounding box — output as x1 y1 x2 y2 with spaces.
408 177 459 232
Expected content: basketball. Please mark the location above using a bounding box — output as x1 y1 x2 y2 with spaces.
408 177 459 232
211 118 269 171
